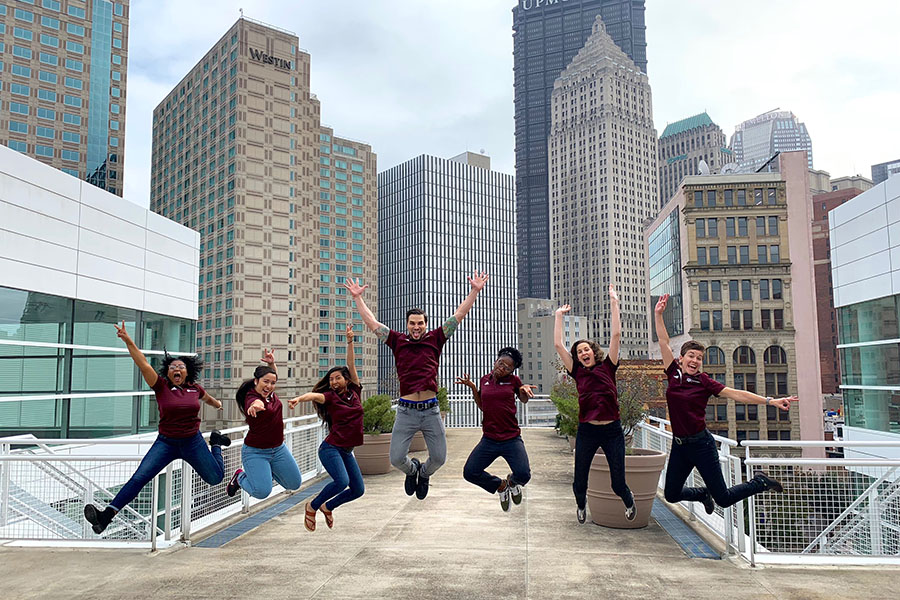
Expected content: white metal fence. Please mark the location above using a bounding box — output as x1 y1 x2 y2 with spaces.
0 415 323 549
444 394 557 428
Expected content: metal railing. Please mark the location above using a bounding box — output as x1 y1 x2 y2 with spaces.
444 394 557 429
0 415 323 549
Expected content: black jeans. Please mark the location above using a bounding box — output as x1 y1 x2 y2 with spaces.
463 435 531 494
663 429 765 508
573 421 632 510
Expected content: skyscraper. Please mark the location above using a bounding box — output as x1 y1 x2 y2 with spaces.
658 112 730 208
150 18 377 424
548 17 657 358
0 0 129 195
871 158 900 185
731 109 813 171
377 152 516 396
512 0 647 299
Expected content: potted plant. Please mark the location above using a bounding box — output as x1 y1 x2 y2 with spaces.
355 394 395 475
550 380 579 450
587 361 667 529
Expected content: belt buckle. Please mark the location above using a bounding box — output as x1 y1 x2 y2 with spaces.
674 436 684 445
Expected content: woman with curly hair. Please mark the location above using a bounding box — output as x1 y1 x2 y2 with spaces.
225 349 302 500
457 346 536 512
554 284 635 525
289 323 364 531
83 321 230 535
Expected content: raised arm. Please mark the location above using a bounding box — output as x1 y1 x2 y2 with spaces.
653 294 676 369
608 284 621 365
719 388 798 411
114 321 158 388
444 270 489 337
455 374 481 409
344 278 389 343
345 322 360 387
554 305 574 373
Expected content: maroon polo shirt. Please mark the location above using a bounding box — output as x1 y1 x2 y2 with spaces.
323 381 364 449
568 356 620 423
664 360 726 437
479 373 522 442
242 388 285 449
152 376 205 438
385 327 447 396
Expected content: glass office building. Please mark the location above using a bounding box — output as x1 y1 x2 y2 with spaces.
512 0 647 298
0 0 129 195
647 207 683 341
0 287 194 438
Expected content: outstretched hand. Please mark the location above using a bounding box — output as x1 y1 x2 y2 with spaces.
654 294 669 315
468 270 489 292
343 278 368 298
520 384 537 399
609 283 619 303
262 348 275 365
247 399 265 417
455 374 476 389
346 322 354 342
288 396 301 410
114 321 133 344
771 396 799 411
556 304 571 316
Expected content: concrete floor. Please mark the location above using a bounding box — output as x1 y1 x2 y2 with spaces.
1 428 897 599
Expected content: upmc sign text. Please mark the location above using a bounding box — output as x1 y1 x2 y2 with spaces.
249 48 292 70
521 0 569 10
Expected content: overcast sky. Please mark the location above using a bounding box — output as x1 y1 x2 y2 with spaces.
123 0 899 207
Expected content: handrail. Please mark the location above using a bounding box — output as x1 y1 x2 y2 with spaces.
741 440 900 447
745 458 900 467
644 415 739 447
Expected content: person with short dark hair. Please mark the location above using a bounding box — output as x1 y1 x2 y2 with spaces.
345 271 488 500
555 284 635 524
289 323 364 531
457 347 536 512
83 322 230 535
225 349 302 501
654 293 797 513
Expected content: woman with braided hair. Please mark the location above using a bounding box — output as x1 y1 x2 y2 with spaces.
457 346 536 512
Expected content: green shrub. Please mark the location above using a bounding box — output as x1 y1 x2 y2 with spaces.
363 394 395 434
551 379 579 438
437 386 450 413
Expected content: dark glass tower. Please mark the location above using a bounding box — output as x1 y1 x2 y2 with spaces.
512 0 647 299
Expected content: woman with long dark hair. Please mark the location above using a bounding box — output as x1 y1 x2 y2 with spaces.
83 322 230 534
225 349 303 500
457 346 536 512
289 323 364 532
554 284 635 525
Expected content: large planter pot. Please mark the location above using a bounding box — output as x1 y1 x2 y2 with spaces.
356 433 392 475
568 435 576 451
409 431 427 452
587 448 666 529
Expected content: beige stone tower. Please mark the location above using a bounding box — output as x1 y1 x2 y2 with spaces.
549 16 658 358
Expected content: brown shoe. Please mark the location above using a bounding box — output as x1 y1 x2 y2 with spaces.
304 502 316 532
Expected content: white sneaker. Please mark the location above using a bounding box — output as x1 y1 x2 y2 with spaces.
499 485 511 512
576 506 586 524
624 492 636 521
507 475 523 505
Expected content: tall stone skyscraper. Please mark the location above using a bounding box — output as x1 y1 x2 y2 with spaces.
658 112 729 209
0 0 129 195
512 0 647 299
150 18 377 424
549 17 657 358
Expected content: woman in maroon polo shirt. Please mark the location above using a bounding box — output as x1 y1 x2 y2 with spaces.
554 284 636 525
225 350 303 500
83 322 230 535
458 347 536 512
289 323 364 531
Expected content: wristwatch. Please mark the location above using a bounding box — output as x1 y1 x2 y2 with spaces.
765 396 773 405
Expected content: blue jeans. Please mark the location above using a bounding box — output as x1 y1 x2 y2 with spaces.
463 435 531 494
311 441 365 511
663 429 765 508
238 442 303 499
573 421 632 510
110 432 224 511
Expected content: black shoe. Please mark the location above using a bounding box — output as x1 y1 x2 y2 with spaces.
415 469 430 500
624 491 636 521
700 489 716 515
576 506 587 524
84 504 115 534
404 458 420 496
753 471 783 493
209 430 231 447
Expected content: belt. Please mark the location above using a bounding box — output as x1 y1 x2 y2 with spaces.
397 398 438 410
673 429 709 445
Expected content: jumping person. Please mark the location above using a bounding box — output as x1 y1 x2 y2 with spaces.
289 323 365 531
84 322 230 534
345 271 488 500
555 284 636 524
225 350 302 501
457 347 536 512
654 293 796 513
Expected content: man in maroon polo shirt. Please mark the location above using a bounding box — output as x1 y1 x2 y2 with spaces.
344 271 488 500
654 293 797 513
